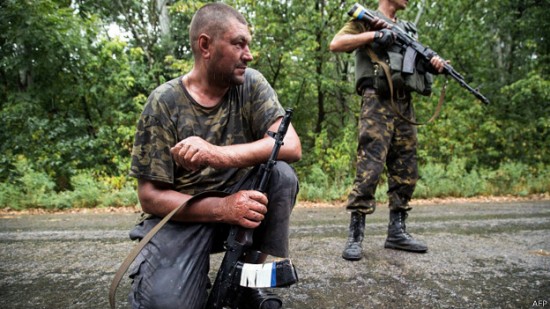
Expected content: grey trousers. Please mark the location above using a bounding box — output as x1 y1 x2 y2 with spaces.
128 162 298 309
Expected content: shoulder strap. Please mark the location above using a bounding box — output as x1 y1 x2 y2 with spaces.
365 47 446 125
108 190 229 309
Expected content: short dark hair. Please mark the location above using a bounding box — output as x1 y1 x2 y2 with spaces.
189 3 248 55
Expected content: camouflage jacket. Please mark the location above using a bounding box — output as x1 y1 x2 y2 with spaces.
129 68 285 195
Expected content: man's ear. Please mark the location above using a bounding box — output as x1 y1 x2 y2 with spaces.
198 34 211 59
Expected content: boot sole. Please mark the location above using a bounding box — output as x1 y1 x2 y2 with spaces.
384 242 428 253
342 253 362 261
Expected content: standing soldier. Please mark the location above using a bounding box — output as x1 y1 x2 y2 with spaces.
329 0 446 261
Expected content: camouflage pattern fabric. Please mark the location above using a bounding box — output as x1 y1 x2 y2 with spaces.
129 68 285 195
346 91 418 213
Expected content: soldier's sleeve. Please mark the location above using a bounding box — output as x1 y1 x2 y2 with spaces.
129 94 176 184
244 69 285 140
335 19 368 36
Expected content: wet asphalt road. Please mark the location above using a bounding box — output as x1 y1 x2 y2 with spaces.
0 199 549 309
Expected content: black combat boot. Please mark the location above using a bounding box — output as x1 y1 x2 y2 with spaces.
384 210 428 253
342 211 366 261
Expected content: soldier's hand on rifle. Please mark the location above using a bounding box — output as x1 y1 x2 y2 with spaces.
373 28 395 48
430 56 448 73
219 190 268 229
171 136 223 171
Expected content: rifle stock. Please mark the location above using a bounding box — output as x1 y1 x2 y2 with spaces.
348 3 490 105
205 109 298 309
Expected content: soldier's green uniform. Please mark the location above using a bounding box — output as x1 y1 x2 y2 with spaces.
336 9 433 260
127 68 299 309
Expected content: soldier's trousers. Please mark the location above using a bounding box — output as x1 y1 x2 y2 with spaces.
127 162 298 309
346 89 418 213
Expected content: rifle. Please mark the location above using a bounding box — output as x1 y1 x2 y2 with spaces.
205 109 299 309
348 3 490 105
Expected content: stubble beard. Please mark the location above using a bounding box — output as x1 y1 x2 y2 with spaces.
208 48 247 86
207 63 246 88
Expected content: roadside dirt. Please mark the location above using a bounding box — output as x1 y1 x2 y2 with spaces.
1 193 548 215
0 197 549 309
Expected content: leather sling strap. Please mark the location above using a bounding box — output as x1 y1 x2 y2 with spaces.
108 190 229 309
366 47 447 126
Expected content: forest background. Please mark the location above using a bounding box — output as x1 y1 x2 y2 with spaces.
1 0 548 210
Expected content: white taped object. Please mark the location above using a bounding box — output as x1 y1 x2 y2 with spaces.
240 262 275 288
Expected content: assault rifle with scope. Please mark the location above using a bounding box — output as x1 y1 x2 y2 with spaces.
348 3 490 105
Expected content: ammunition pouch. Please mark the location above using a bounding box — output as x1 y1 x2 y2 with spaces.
405 69 433 96
388 51 433 96
371 71 406 99
404 59 434 96
355 47 433 97
371 63 389 95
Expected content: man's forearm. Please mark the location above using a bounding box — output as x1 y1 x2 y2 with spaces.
138 180 224 222
171 122 300 171
329 32 375 52
215 131 301 169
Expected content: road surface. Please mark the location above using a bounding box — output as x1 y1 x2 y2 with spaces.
0 199 549 308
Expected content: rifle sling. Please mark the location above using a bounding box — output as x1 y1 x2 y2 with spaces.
366 47 446 125
108 190 229 309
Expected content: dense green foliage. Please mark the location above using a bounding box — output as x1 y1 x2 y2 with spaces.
1 0 548 209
